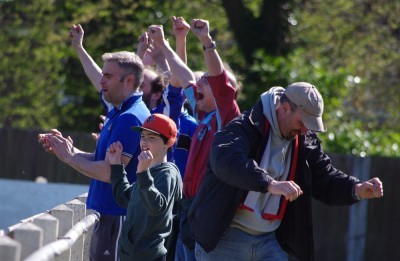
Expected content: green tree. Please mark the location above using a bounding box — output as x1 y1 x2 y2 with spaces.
221 0 293 62
58 0 234 132
291 0 400 156
1 0 399 156
0 0 233 132
0 0 67 129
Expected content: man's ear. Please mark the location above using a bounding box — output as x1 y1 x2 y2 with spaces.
281 101 291 114
125 74 135 85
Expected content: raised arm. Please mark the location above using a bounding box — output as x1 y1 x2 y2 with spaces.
136 32 152 62
137 31 171 80
147 43 171 77
168 16 191 87
172 16 190 64
108 141 133 208
191 19 223 77
70 24 102 92
148 25 195 89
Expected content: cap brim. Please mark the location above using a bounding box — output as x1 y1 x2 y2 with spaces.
130 126 161 135
302 112 326 132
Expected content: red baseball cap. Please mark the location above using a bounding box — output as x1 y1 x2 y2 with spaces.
131 113 177 144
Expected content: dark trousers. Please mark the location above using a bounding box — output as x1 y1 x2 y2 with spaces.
90 214 124 261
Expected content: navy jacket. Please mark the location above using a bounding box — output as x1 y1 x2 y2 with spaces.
189 99 360 261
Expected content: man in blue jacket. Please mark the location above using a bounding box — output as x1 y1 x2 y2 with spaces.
39 25 150 260
189 82 383 261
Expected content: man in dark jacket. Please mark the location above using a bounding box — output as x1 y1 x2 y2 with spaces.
189 82 383 261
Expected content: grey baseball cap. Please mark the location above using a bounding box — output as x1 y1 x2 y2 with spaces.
284 82 326 132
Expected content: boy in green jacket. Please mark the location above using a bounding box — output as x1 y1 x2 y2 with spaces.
107 113 182 261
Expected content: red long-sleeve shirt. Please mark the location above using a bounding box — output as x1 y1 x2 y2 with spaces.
183 70 240 198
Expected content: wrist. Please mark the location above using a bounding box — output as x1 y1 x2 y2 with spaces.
136 168 147 174
200 35 212 46
64 153 75 165
109 160 122 165
175 35 187 42
137 50 145 59
73 44 84 52
63 145 77 164
352 184 362 201
202 41 216 52
156 39 170 51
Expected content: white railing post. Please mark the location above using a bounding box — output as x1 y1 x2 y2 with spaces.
9 222 43 259
51 204 73 261
76 192 89 204
33 213 59 245
0 192 98 261
66 199 86 261
76 192 94 260
24 212 100 261
0 236 21 261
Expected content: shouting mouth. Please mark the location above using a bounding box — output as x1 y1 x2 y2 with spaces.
195 92 204 101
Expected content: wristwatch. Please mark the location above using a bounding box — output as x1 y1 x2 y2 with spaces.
202 41 216 51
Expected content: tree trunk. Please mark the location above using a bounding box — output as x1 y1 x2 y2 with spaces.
221 0 292 64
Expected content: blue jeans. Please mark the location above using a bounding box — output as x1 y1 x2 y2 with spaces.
195 227 287 261
174 232 196 261
175 200 196 261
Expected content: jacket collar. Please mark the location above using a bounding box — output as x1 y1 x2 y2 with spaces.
116 91 143 111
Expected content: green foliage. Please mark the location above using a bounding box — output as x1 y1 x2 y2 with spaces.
323 118 400 157
0 0 399 157
0 0 233 132
243 47 350 110
289 0 400 156
246 47 400 157
0 0 65 129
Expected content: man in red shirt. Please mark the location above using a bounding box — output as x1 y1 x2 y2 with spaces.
148 19 241 259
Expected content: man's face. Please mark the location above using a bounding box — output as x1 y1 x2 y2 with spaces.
195 73 216 112
100 61 125 106
279 106 308 140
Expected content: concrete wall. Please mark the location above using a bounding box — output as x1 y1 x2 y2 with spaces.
0 193 98 261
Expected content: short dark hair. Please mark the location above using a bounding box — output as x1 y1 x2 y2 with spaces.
159 134 174 152
280 94 298 111
159 134 169 144
151 75 166 106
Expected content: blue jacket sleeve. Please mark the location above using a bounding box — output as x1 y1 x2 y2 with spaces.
162 84 185 130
